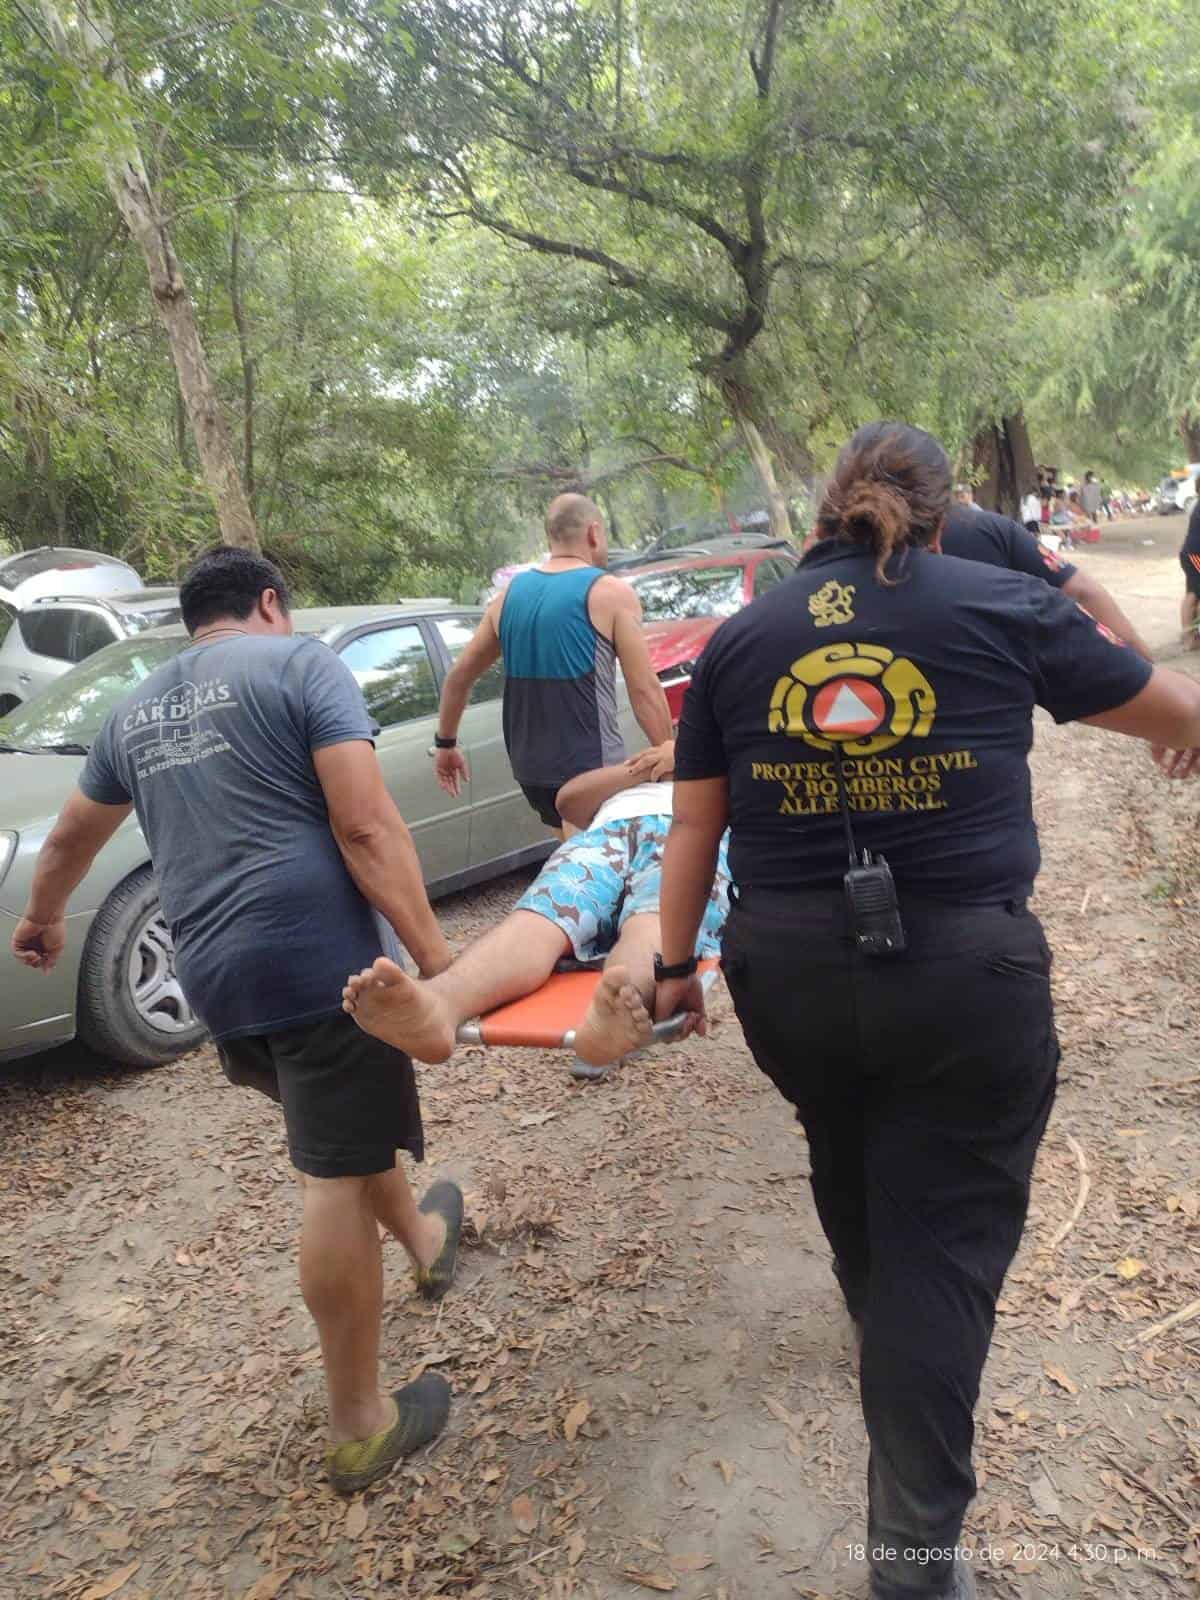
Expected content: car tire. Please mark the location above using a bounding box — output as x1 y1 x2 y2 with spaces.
0 695 19 716
77 866 207 1068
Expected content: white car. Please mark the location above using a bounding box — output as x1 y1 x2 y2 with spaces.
0 577 179 713
0 546 141 608
1158 467 1200 516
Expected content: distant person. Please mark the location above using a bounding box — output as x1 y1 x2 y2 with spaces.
1079 471 1103 520
952 482 977 509
432 493 673 832
941 501 1151 658
1099 479 1114 521
1180 495 1200 651
1050 489 1077 548
1019 487 1041 533
11 547 460 1494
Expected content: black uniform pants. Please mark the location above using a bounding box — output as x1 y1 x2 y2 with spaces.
721 890 1058 1600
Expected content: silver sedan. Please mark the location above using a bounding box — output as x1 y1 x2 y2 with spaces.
0 602 639 1067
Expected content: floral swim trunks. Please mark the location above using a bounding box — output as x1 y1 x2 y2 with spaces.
515 813 732 963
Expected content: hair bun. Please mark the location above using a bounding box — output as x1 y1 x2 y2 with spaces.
840 481 912 547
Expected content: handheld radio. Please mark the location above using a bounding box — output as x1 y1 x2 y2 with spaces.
833 745 906 956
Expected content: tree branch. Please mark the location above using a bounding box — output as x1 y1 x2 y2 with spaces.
749 0 784 99
487 451 710 487
440 162 735 335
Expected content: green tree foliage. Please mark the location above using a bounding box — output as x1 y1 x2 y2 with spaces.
324 0 1143 521
0 0 1178 597
1024 11 1200 480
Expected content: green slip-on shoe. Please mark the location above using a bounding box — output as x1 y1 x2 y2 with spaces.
415 1178 464 1302
326 1372 451 1494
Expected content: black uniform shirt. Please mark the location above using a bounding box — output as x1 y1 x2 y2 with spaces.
941 504 1077 587
675 539 1152 904
1180 500 1200 597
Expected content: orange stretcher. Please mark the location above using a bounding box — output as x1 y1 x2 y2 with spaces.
455 961 720 1080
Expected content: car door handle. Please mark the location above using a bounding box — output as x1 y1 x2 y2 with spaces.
17 672 31 685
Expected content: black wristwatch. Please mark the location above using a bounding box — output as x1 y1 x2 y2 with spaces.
433 734 457 750
654 953 699 983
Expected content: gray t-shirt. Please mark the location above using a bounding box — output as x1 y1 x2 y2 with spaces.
80 634 386 1040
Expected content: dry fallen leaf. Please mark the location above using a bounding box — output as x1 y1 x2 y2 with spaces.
344 1499 369 1539
1028 1472 1061 1519
716 1458 735 1486
81 1562 142 1600
49 1464 73 1488
763 1396 801 1432
1116 1257 1146 1280
511 1493 538 1534
669 1553 714 1572
242 1571 297 1600
1043 1363 1079 1395
563 1397 592 1442
623 1570 679 1592
567 1532 586 1567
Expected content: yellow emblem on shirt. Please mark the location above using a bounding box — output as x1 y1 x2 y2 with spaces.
808 579 856 628
768 641 936 757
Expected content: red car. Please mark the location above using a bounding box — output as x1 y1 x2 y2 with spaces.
628 540 801 720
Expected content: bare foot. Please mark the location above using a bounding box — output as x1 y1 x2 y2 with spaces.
573 965 653 1066
342 958 456 1063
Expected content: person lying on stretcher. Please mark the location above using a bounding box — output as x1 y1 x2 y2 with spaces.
343 741 731 1067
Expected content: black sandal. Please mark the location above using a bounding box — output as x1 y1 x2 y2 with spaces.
415 1179 464 1301
326 1373 451 1493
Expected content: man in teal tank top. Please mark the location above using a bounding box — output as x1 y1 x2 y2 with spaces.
434 494 674 831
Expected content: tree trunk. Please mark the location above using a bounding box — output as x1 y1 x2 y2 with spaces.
971 413 1035 518
229 204 256 514
38 0 259 551
733 409 790 540
1179 412 1200 464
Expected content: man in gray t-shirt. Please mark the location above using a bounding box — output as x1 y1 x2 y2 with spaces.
11 547 461 1492
81 633 390 1040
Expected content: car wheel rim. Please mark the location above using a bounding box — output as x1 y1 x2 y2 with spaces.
127 909 196 1035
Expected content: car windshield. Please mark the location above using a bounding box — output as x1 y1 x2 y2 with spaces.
632 564 745 621
0 636 184 751
117 602 183 634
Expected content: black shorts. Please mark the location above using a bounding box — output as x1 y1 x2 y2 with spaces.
519 782 563 828
1180 548 1200 598
217 1010 424 1178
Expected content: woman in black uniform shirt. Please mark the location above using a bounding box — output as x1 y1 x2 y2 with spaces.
1178 492 1200 650
655 423 1200 1600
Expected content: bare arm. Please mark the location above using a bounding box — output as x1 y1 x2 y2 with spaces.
1063 571 1153 661
653 776 729 1028
555 740 675 831
13 789 132 971
433 603 503 796
600 582 673 744
658 778 728 966
314 740 451 976
1082 666 1200 747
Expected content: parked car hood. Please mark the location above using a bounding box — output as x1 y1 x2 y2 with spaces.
0 749 85 833
642 616 723 671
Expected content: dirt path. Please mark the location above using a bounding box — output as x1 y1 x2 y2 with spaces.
2 519 1198 1600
